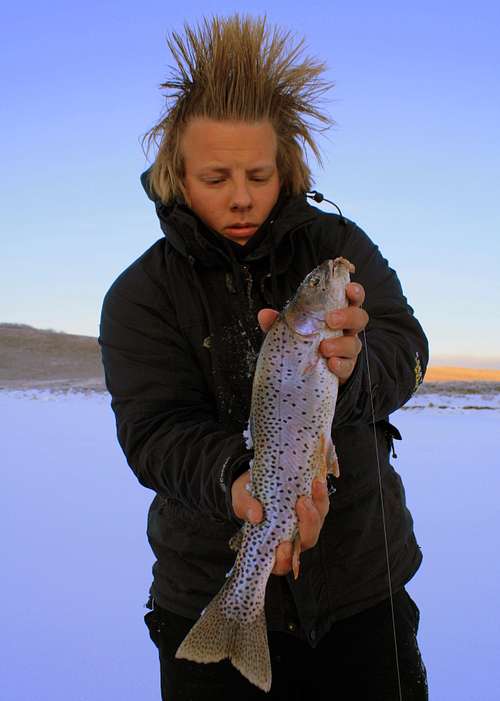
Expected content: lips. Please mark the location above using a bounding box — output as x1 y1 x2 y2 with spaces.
225 224 258 236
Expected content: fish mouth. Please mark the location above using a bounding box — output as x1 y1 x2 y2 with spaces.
319 259 334 276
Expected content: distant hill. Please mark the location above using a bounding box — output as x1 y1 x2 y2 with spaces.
1 323 500 393
0 323 105 392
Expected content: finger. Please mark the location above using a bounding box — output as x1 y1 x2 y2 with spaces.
311 478 330 521
320 335 363 359
325 307 369 334
296 496 322 549
231 473 264 524
271 541 292 576
345 282 365 306
235 494 263 524
244 497 264 524
327 356 357 383
257 308 279 333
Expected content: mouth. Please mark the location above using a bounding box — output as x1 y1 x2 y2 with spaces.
225 224 258 234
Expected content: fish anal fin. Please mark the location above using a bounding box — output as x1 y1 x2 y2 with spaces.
326 436 340 478
311 432 328 482
312 432 340 481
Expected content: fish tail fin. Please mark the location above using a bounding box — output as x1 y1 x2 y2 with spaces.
230 606 271 692
175 586 272 692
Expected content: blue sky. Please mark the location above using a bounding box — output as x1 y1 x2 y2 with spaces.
2 1 499 364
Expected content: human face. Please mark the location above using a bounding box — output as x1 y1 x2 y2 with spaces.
180 117 281 245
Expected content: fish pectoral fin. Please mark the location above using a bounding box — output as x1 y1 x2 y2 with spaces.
301 338 322 375
229 527 244 553
292 533 301 580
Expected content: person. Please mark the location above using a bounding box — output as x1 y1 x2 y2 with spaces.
99 13 429 701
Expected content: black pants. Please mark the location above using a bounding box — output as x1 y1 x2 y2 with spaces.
144 587 428 700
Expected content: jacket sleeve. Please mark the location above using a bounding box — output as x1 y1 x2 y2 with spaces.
98 270 251 524
325 219 429 427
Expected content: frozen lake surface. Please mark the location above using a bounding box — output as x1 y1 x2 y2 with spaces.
1 390 499 700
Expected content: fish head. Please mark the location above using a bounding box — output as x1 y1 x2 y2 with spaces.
283 260 334 336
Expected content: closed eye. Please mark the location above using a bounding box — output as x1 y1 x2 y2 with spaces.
204 177 270 184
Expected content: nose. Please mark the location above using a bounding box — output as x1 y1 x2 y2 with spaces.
229 177 253 211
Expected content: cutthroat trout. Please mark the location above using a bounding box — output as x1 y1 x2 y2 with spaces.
176 257 355 691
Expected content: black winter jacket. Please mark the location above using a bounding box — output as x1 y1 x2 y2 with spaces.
98 173 428 647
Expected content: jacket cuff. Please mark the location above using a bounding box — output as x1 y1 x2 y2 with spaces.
218 451 254 526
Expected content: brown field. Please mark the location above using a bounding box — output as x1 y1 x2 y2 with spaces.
424 366 500 383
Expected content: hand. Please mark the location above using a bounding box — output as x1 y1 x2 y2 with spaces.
319 282 368 385
231 471 330 576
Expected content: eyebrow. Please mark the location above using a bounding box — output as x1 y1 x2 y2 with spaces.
198 164 275 175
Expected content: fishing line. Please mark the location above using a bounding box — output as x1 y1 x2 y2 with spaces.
306 191 403 695
361 327 403 701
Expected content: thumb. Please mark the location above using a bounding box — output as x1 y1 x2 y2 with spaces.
258 308 279 333
232 472 263 524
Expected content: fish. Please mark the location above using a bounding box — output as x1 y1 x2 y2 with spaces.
175 257 355 691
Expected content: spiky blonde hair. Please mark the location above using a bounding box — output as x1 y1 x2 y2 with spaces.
141 13 335 203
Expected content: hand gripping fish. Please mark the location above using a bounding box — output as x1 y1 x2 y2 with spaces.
176 257 355 691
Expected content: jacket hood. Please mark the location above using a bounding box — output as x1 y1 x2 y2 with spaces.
140 165 319 269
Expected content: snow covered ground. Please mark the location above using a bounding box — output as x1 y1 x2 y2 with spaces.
1 389 499 700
